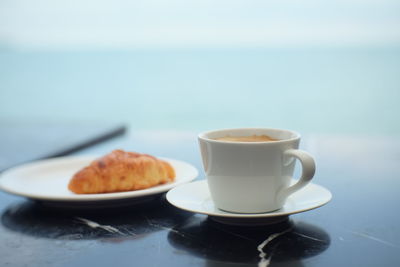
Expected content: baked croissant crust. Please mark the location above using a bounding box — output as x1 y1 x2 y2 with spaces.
68 150 175 194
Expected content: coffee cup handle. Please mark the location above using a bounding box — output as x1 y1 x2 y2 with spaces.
277 149 316 202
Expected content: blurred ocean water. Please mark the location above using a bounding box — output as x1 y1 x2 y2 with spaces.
1 47 399 135
1 0 400 135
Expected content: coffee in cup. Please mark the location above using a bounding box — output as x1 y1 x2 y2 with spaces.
212 134 278 142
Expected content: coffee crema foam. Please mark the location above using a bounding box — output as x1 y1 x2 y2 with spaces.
212 134 279 142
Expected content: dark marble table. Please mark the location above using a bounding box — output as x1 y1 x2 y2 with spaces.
1 131 399 267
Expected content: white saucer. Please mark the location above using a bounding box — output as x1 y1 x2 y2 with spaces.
166 180 332 225
0 155 198 207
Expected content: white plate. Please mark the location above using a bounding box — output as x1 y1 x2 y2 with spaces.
0 155 198 204
166 180 332 225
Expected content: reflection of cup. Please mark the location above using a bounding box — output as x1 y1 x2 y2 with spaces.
167 217 330 265
198 128 316 213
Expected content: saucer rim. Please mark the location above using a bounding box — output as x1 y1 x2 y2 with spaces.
166 180 332 218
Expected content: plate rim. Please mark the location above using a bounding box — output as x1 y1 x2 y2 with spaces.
0 155 199 202
166 180 332 218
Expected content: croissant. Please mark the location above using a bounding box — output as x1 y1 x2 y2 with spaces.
68 150 175 194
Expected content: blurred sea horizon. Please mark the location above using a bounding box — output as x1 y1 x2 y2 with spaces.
1 46 399 136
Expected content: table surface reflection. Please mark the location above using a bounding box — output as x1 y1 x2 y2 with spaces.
1 131 399 267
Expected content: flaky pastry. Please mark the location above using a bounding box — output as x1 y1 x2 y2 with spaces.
68 150 175 194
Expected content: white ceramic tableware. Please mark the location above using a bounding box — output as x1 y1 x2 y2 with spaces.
0 155 198 206
166 180 331 225
198 128 316 213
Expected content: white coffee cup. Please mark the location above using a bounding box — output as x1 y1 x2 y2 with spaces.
198 128 316 213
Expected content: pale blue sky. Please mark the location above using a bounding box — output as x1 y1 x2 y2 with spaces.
1 0 400 49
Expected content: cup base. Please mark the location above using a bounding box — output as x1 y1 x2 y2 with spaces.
217 207 281 214
209 215 289 226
